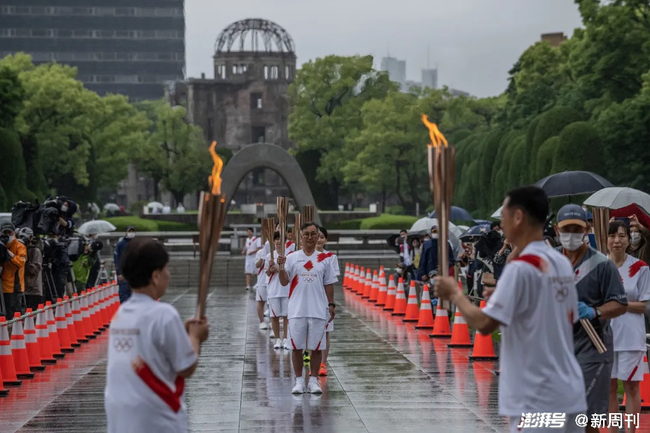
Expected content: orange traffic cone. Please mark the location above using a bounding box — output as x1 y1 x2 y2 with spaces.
448 280 472 347
72 294 88 343
81 292 96 339
360 269 370 298
403 281 420 322
369 270 381 303
23 309 45 371
55 299 74 353
0 317 21 386
46 301 64 359
383 275 397 311
355 267 364 294
90 290 101 334
343 263 349 289
35 305 55 364
392 278 407 316
64 296 79 347
469 301 498 360
415 287 434 329
376 272 388 306
362 270 375 299
430 297 452 338
99 286 109 329
0 366 8 396
10 313 35 379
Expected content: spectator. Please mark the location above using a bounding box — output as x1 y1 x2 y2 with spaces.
115 226 136 303
19 228 42 311
411 238 422 273
86 233 101 289
73 241 101 294
176 203 185 214
628 214 650 265
490 220 502 235
417 225 455 282
1 222 27 318
607 220 650 420
395 229 415 281
162 203 171 214
492 238 512 280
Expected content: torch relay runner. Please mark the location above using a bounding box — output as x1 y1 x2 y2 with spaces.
277 222 337 395
434 186 587 433
105 238 209 433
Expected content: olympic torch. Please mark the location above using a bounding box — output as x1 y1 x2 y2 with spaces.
196 141 227 319
277 197 288 259
421 115 455 310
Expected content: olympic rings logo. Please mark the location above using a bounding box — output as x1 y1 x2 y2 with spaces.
113 337 134 352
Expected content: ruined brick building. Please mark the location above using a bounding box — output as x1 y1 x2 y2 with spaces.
165 18 296 205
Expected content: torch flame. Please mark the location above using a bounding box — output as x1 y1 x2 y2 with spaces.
421 114 448 148
208 141 224 195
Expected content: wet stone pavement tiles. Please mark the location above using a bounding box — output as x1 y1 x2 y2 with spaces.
0 284 649 432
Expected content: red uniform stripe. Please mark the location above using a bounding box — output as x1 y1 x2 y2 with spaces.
514 254 545 272
289 275 299 298
627 365 639 382
134 360 185 413
629 260 648 277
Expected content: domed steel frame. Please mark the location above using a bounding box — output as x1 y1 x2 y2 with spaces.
215 19 295 54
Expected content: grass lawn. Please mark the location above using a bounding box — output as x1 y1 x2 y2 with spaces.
105 216 196 232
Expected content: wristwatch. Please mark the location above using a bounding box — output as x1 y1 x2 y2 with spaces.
328 303 336 308
594 307 602 318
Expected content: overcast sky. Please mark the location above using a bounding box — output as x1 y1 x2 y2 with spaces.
185 0 583 98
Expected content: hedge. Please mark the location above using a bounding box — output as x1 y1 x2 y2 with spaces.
552 121 605 174
359 215 419 230
535 136 560 180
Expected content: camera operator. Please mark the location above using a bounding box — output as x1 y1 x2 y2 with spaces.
1 223 27 319
18 228 43 310
43 233 71 301
57 198 77 237
473 226 504 300
73 239 102 293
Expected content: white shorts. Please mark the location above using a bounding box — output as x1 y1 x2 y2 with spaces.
245 259 256 274
510 413 584 433
326 319 334 333
612 351 645 381
288 318 327 351
268 297 288 317
256 285 267 302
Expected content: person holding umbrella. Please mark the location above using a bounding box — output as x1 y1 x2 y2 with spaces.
417 225 455 283
115 226 136 303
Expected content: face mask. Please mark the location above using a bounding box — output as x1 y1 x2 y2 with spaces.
431 233 439 239
126 232 135 239
8 235 15 243
560 233 585 251
631 232 641 245
61 206 68 213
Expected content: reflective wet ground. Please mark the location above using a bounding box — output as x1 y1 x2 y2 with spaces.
1 284 649 432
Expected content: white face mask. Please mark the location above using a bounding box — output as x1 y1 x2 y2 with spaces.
431 233 439 239
8 235 15 243
560 233 585 251
126 232 135 239
631 232 641 245
61 205 68 213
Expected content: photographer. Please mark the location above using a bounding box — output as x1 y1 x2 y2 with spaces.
73 240 102 293
473 226 504 299
43 234 71 301
18 228 43 311
1 223 27 319
57 198 77 237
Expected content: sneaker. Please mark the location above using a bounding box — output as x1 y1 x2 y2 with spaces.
308 378 322 394
292 377 305 394
264 309 270 317
318 363 328 376
283 338 291 350
259 322 268 330
269 329 276 338
274 338 282 349
246 286 250 291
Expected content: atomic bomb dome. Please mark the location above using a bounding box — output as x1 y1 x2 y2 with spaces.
215 18 296 54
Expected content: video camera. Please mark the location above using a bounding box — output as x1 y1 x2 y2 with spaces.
474 230 503 261
11 196 77 236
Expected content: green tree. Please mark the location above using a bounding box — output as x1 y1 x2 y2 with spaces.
507 136 527 190
0 128 36 205
0 65 24 129
552 121 605 174
287 55 397 208
535 136 560 180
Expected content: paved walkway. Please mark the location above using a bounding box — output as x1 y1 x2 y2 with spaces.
0 284 648 432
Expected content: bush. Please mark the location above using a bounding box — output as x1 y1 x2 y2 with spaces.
328 219 362 230
359 214 419 230
386 205 405 215
156 220 197 232
105 216 158 232
552 121 605 174
0 128 36 205
535 136 560 180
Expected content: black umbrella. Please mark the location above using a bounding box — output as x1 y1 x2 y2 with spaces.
459 223 491 241
429 206 473 221
534 171 613 198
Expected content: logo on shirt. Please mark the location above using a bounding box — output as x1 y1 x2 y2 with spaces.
555 287 568 302
113 336 134 352
304 261 314 271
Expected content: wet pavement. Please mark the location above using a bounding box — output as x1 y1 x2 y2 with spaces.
1 284 649 432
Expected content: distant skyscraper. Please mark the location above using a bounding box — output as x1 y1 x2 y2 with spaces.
380 56 406 89
0 1 185 102
421 68 438 90
541 32 567 47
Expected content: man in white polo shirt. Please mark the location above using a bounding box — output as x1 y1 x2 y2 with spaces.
105 238 209 433
278 222 337 395
434 186 587 432
242 228 261 291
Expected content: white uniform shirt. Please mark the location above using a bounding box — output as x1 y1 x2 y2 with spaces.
245 236 261 261
266 250 289 298
285 240 296 254
284 250 338 320
105 293 197 433
611 255 650 351
482 241 586 417
321 249 340 276
255 250 267 287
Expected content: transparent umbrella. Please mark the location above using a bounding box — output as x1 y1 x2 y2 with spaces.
78 220 117 236
147 201 164 210
584 187 650 214
104 203 120 212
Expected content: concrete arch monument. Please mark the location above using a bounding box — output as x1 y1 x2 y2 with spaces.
221 143 321 225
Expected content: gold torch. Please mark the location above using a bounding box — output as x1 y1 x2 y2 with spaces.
302 205 314 224
421 115 454 310
196 142 227 319
263 218 276 261
293 213 302 250
277 197 289 259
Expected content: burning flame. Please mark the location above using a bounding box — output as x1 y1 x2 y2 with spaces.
208 141 224 195
421 114 448 148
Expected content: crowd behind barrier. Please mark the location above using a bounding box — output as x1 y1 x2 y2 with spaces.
0 281 118 397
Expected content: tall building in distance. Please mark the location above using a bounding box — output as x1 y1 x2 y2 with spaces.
541 32 567 47
0 0 185 102
421 68 438 90
380 56 406 89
